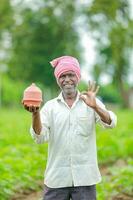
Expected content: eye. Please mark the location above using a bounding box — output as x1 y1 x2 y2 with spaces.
69 74 75 77
60 74 66 79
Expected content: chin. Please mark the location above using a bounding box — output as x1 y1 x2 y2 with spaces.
63 88 75 95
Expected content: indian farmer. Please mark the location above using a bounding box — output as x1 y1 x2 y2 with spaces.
24 55 117 200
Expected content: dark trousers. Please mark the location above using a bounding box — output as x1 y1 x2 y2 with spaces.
43 185 96 200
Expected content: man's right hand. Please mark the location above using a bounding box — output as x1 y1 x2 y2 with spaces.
24 104 42 134
24 105 40 113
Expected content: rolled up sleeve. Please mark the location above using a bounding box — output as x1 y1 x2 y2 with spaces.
96 110 117 129
30 126 50 144
95 98 117 129
30 105 50 144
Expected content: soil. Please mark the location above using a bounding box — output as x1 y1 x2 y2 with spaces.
11 191 42 200
11 189 133 200
111 194 133 200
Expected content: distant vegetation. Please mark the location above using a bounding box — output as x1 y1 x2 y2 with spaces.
1 76 123 107
0 108 132 199
0 0 133 108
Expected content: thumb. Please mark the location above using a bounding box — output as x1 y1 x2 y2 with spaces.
80 94 87 102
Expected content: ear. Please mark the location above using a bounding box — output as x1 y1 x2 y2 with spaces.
56 78 60 86
76 76 80 84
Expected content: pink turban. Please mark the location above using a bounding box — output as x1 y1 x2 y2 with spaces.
50 56 81 81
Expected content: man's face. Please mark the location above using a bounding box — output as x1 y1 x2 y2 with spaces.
57 70 78 95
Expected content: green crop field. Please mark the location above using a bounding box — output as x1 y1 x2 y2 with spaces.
0 108 133 200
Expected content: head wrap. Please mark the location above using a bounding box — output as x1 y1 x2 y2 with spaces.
50 55 81 81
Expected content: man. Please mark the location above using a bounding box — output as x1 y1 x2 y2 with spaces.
24 55 117 200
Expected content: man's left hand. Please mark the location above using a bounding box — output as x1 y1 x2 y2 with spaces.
80 81 100 109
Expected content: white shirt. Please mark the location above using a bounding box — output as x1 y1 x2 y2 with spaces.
30 92 117 188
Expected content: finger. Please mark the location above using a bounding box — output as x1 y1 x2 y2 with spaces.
80 91 88 96
95 85 100 94
33 106 39 113
24 105 30 111
32 105 40 113
88 80 91 90
80 93 89 101
29 105 33 112
88 80 93 91
24 104 28 109
32 105 37 113
32 105 36 112
80 94 87 102
91 81 96 92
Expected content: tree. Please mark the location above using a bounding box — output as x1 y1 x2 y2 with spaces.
83 0 133 107
0 0 13 37
8 0 82 88
0 0 13 65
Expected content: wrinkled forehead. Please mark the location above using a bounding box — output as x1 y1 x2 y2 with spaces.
60 70 76 76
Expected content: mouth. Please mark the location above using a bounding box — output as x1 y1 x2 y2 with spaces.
63 84 73 89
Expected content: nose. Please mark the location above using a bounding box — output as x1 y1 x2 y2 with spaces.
64 75 70 82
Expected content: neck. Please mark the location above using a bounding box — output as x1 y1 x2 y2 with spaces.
62 90 77 101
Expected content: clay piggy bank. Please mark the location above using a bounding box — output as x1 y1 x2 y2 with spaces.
22 83 42 107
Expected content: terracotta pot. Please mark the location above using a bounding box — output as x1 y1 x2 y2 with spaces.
22 83 42 107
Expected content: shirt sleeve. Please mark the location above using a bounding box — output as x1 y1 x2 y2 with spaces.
95 98 117 129
30 104 50 144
